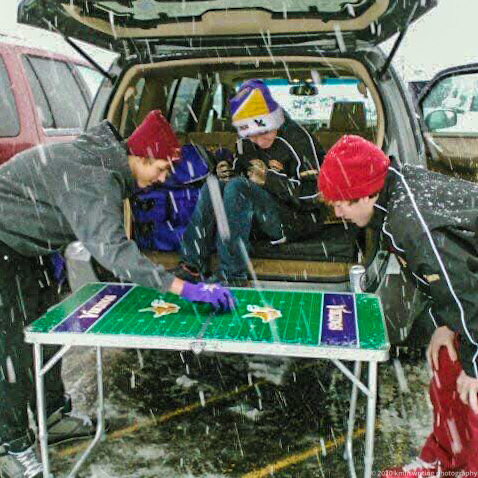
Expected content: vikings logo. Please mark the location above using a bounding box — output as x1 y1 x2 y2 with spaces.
242 305 282 323
139 299 180 318
200 283 220 292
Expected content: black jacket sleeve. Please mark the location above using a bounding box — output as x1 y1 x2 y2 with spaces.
263 169 319 210
265 130 324 210
234 126 325 212
402 227 478 377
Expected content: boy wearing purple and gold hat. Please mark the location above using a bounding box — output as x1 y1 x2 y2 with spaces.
176 79 327 285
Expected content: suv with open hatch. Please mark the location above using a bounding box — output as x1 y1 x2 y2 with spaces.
19 0 476 344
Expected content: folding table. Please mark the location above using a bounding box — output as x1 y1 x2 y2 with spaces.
25 282 389 478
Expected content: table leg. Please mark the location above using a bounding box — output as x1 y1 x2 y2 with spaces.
363 361 378 478
96 347 105 441
67 347 105 478
34 343 51 478
344 361 362 478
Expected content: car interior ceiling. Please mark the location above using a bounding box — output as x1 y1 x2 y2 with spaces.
110 57 384 281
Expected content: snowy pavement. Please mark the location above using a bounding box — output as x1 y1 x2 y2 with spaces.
50 346 432 477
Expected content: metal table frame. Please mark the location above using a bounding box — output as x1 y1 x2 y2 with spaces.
28 327 388 478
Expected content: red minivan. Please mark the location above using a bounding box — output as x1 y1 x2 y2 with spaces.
0 37 102 163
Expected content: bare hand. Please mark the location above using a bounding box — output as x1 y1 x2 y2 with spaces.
168 147 181 162
268 159 283 172
216 160 233 182
457 370 478 414
247 159 267 186
426 325 457 371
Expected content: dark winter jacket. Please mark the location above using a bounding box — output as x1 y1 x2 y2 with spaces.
233 115 327 240
369 163 478 377
0 121 175 293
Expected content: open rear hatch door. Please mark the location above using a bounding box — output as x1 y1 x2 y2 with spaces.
18 0 436 52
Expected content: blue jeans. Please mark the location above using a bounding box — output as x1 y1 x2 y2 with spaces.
180 177 283 278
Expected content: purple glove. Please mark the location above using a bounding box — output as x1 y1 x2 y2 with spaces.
180 282 235 311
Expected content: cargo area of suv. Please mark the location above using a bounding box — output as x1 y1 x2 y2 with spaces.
17 0 438 304
103 55 385 283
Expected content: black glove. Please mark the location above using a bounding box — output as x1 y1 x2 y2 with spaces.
467 255 478 273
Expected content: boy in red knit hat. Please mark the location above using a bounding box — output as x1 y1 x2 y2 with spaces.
318 134 478 477
0 110 232 477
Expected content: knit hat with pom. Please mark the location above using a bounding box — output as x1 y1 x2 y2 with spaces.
229 79 285 138
126 110 180 161
318 135 390 201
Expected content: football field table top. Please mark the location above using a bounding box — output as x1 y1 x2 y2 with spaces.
25 283 389 361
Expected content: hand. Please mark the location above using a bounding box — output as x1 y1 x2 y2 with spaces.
426 325 457 371
180 281 235 311
457 370 478 414
268 159 283 172
216 160 233 182
247 159 267 186
168 147 181 162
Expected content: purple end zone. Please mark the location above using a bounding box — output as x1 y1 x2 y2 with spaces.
54 284 133 333
320 293 357 346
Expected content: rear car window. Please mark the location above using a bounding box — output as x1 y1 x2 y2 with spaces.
23 55 89 131
22 58 54 128
76 65 103 100
165 70 378 139
0 56 20 137
168 77 202 133
260 78 378 132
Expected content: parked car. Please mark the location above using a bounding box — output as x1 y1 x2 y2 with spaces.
20 0 474 344
0 36 102 164
408 80 428 111
419 64 478 162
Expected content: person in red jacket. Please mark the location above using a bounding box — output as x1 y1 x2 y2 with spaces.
318 135 478 478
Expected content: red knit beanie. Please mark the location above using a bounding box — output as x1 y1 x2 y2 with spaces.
126 110 180 161
318 135 390 201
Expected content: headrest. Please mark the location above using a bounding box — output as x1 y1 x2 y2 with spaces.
329 101 367 131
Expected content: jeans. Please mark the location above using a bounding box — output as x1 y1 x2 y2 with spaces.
180 177 283 278
0 241 65 451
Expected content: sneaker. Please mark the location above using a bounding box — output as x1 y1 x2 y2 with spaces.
170 262 203 284
382 457 461 477
0 445 42 478
47 412 97 446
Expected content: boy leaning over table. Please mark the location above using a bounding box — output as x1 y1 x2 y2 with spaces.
317 135 478 477
0 110 233 478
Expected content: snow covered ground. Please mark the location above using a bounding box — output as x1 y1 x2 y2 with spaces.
51 346 432 477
